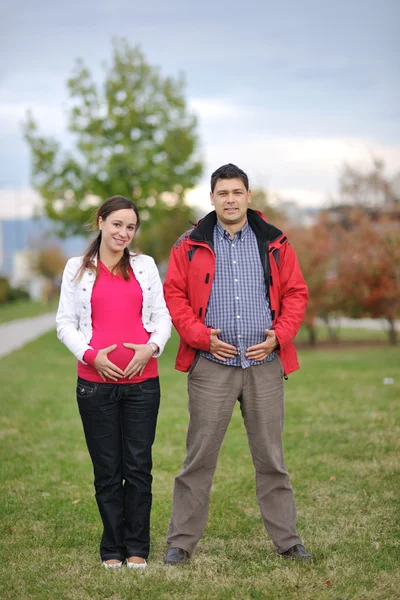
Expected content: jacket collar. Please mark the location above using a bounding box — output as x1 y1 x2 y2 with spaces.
189 208 282 245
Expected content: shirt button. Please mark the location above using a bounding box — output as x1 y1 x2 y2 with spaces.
238 334 241 338
235 279 238 282
232 244 235 247
233 261 236 264
236 297 239 300
237 315 240 319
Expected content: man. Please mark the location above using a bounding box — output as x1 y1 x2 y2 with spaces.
163 163 312 564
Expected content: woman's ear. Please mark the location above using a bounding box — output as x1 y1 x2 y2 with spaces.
98 216 103 231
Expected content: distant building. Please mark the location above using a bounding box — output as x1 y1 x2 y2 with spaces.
0 188 88 289
0 217 87 287
390 173 400 202
278 200 321 227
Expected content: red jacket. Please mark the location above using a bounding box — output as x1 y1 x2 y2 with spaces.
163 209 308 375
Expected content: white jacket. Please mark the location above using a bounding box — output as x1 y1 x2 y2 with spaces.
56 253 172 363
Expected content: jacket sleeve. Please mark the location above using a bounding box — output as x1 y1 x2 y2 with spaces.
163 243 211 351
273 242 308 349
56 258 92 363
146 257 172 356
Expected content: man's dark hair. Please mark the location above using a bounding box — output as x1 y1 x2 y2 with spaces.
210 163 249 193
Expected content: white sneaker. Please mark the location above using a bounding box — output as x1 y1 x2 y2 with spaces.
102 560 123 569
127 559 147 570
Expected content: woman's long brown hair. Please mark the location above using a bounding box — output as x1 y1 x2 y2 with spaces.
75 196 140 281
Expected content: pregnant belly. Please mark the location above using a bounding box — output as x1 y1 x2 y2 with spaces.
90 331 150 370
106 345 136 371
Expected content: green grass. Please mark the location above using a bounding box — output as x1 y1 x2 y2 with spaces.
0 298 58 324
0 331 399 599
295 324 390 344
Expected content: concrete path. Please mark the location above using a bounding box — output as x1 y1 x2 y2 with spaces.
0 312 56 359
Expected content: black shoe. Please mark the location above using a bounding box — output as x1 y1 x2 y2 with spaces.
164 547 190 565
279 544 313 561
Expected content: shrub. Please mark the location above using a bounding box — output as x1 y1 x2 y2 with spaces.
7 287 30 303
0 277 11 304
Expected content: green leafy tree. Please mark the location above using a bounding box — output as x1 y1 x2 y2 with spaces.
24 39 202 262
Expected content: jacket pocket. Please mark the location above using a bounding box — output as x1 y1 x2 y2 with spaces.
188 352 202 378
277 355 285 379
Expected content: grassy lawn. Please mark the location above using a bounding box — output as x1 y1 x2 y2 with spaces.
0 298 58 324
0 331 399 599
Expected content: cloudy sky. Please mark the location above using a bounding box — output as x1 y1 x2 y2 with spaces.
1 0 399 216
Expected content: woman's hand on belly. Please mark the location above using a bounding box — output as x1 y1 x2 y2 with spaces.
93 344 125 381
123 343 154 378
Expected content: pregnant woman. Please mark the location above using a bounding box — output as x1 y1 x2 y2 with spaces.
56 195 171 569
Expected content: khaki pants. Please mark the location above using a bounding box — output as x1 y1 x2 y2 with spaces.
167 355 302 554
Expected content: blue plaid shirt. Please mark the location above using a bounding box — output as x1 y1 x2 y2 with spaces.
201 220 276 368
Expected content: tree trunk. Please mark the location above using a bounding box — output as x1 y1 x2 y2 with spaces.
327 324 339 342
307 324 317 346
324 317 339 342
387 317 398 345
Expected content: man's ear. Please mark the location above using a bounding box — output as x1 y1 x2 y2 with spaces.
210 191 215 206
247 189 252 205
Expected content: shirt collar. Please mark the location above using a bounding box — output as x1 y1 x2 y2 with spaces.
215 219 249 241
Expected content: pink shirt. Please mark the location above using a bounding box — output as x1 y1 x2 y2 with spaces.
78 262 158 383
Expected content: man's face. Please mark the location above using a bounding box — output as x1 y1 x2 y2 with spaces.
210 178 251 228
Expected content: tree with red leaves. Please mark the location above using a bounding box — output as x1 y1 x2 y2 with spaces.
287 214 338 345
336 210 400 344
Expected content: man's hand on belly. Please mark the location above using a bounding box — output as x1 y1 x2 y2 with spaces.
209 329 238 362
245 329 278 362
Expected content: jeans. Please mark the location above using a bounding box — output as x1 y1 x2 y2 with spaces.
76 376 160 561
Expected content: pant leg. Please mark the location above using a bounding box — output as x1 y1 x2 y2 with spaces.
76 378 125 562
120 377 160 559
240 358 302 553
167 356 241 554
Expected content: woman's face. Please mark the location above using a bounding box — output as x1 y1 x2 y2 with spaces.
98 208 138 254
